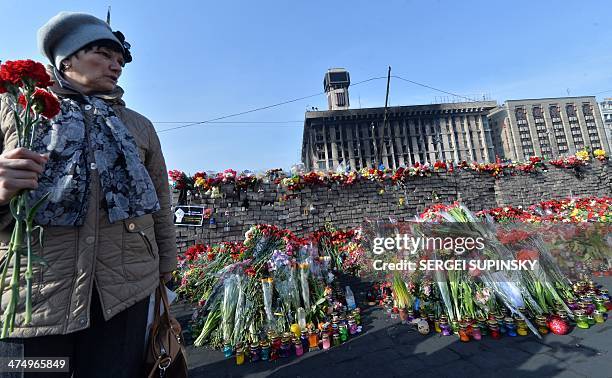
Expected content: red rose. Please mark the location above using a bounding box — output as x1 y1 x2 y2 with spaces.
18 88 60 119
0 60 52 88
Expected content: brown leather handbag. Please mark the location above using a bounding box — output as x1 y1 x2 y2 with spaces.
145 281 188 378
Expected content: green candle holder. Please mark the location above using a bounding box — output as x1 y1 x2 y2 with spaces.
576 314 590 329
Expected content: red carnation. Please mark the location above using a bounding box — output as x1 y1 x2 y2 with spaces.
0 60 52 88
517 249 539 262
18 89 60 119
0 74 8 94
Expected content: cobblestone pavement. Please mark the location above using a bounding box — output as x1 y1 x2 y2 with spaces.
177 277 612 378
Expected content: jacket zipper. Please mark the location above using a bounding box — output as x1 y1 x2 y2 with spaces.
139 230 155 257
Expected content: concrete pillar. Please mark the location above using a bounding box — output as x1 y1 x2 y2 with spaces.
347 123 357 170
560 103 579 154
409 119 420 164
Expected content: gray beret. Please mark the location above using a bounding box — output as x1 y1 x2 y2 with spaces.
37 11 124 69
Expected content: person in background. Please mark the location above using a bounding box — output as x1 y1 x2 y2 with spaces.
0 11 177 377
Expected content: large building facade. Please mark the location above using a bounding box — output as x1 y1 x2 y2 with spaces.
598 98 612 148
301 101 498 171
302 70 611 170
488 97 610 161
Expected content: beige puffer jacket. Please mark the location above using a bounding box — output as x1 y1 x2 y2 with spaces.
0 82 177 338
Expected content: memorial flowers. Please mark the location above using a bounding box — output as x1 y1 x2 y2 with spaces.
173 149 610 198
593 149 607 161
177 223 364 350
0 60 60 337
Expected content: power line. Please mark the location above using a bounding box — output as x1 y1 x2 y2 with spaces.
392 75 479 102
154 74 490 133
156 93 323 133
153 121 302 124
154 121 303 128
155 76 388 133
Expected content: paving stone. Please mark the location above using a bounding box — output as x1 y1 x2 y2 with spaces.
446 339 491 358
515 340 554 354
468 351 515 370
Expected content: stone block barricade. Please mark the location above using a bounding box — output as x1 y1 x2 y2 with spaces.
174 162 610 252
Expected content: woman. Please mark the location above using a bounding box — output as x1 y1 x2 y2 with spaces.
0 12 177 377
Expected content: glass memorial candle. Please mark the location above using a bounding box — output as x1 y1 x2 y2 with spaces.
477 317 488 336
235 346 245 365
535 315 549 335
471 325 482 341
339 324 348 343
353 308 361 325
495 314 506 334
459 323 470 342
223 342 233 358
505 317 517 337
321 333 331 350
301 330 309 351
348 318 357 335
294 338 304 357
250 342 261 362
260 340 270 361
308 330 319 351
516 317 529 336
280 334 291 358
488 320 501 340
575 311 590 329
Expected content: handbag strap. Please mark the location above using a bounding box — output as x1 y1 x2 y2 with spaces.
152 280 182 341
158 280 172 314
152 280 171 325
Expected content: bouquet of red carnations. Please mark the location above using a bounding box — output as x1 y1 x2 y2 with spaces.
0 60 60 337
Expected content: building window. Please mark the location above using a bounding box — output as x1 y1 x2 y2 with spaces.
566 104 578 121
515 108 526 122
336 92 346 107
582 103 594 120
549 105 561 121
533 106 543 118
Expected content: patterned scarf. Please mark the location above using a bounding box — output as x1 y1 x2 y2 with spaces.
28 96 160 226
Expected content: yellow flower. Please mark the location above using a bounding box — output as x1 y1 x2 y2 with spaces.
594 149 607 160
576 150 590 161
194 177 207 188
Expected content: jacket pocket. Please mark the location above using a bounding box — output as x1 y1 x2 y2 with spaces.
121 215 159 282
